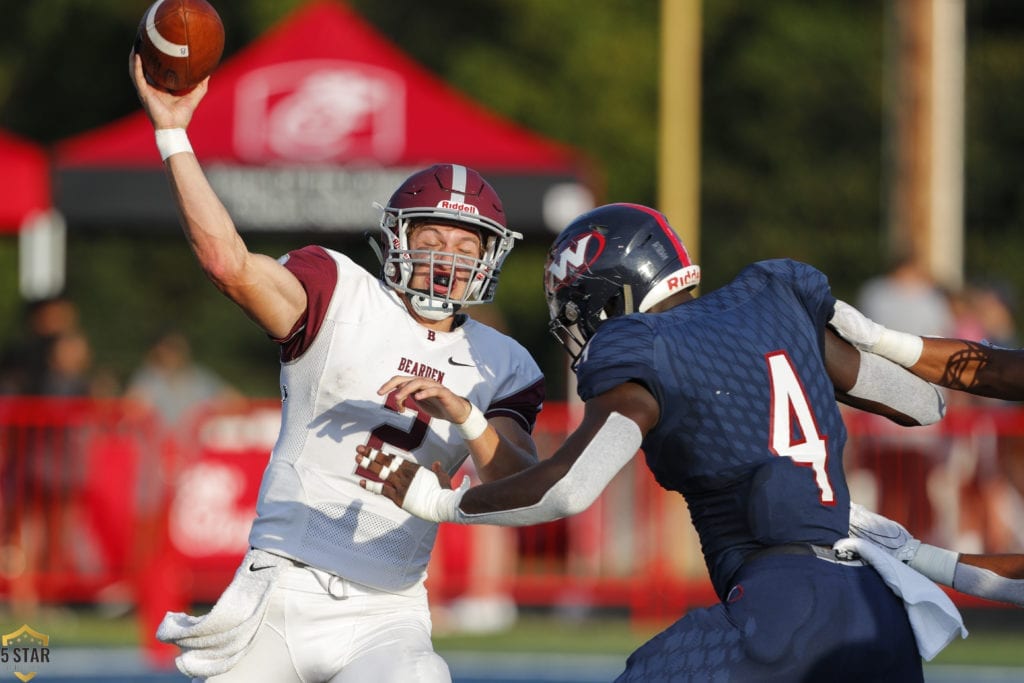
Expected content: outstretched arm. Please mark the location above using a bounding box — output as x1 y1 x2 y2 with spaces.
849 503 1024 607
909 338 1024 401
830 300 1024 401
128 52 306 339
357 381 658 525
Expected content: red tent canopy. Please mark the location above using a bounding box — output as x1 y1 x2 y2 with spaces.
55 0 595 234
0 130 50 234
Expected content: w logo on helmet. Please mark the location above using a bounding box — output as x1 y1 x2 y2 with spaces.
546 232 605 288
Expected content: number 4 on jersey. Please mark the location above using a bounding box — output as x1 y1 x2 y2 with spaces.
766 351 835 504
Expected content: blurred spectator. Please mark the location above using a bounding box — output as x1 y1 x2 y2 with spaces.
940 281 1021 553
0 295 80 395
125 329 242 427
849 254 955 545
8 317 105 613
857 255 955 339
23 329 98 500
965 282 1017 348
37 328 94 396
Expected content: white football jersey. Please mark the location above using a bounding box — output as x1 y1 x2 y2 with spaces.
248 246 544 593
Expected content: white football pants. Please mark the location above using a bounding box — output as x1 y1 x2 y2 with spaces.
196 564 450 683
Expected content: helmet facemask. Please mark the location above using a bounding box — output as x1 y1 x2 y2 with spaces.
548 299 592 371
378 207 519 321
547 281 626 370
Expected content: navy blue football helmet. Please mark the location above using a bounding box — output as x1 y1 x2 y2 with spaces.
544 203 700 366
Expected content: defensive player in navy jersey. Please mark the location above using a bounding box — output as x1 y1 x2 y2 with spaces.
362 203 1022 681
130 54 544 682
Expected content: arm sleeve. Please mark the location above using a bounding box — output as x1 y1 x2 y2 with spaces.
398 413 644 526
952 563 1024 607
455 412 644 526
847 350 946 425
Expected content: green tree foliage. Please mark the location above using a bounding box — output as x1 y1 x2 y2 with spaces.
964 3 1024 293
699 1 886 293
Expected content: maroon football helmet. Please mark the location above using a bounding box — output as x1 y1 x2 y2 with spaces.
375 164 523 320
544 203 701 366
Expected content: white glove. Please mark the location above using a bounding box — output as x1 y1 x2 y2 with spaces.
830 300 883 351
848 502 921 563
401 468 470 523
830 300 923 367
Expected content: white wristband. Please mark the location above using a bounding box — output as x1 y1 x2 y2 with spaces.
456 403 488 441
155 128 193 161
909 543 959 586
873 328 924 368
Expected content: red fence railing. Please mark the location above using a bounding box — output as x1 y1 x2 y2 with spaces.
1 396 1021 656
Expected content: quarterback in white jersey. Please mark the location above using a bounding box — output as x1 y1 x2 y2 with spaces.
132 49 542 683
254 244 542 593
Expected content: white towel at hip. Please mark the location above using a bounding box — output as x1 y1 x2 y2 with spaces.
157 547 291 679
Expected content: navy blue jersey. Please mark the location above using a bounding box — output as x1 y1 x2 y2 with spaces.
576 259 849 598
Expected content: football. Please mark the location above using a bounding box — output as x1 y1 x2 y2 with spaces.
134 0 224 94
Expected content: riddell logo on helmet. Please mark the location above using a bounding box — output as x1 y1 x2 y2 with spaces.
667 271 699 290
437 200 479 214
665 266 701 291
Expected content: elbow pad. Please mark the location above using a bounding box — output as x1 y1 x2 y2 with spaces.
849 350 946 425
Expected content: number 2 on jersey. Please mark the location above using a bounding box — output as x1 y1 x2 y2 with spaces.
766 351 835 504
355 391 431 482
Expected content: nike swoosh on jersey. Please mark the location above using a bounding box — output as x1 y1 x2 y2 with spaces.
448 356 475 367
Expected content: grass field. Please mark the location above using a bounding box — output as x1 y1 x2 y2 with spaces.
4 605 1023 668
